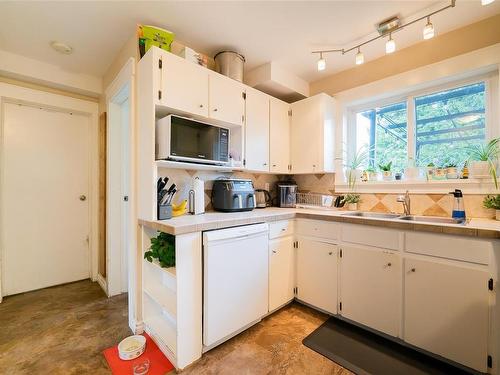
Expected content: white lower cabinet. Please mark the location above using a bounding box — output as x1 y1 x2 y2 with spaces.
296 238 338 314
340 245 401 337
269 236 295 311
404 258 490 372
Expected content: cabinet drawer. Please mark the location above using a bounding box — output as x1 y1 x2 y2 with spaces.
405 232 491 265
341 224 401 250
269 220 294 239
296 219 338 241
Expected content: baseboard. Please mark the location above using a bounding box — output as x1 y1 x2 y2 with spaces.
97 274 108 295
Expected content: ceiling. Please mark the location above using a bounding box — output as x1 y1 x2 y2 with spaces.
1 1 499 83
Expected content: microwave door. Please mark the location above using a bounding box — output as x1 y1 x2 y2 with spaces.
171 120 217 162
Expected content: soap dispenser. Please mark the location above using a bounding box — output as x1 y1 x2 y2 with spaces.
450 189 465 222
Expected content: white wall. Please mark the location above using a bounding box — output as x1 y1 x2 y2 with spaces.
0 49 102 98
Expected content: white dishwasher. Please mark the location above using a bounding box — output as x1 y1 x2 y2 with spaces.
203 223 269 348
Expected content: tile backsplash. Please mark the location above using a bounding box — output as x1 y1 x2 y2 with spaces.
293 173 495 219
157 168 284 211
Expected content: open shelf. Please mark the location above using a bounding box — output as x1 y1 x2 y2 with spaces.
144 295 177 355
156 159 243 172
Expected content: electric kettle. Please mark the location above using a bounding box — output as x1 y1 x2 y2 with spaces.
254 189 272 208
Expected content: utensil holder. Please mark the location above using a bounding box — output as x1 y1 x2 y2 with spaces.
158 204 172 220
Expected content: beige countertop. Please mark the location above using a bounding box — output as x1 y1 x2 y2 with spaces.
138 208 500 238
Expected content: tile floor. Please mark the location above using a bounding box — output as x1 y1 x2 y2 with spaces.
0 280 350 374
0 280 130 375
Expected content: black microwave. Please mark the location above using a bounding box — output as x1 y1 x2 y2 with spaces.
155 115 229 165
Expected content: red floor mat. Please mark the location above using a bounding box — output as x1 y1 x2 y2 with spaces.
103 333 174 374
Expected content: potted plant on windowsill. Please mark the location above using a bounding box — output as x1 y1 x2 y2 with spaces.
344 145 369 190
467 138 500 188
445 162 458 179
365 166 377 181
378 161 393 181
483 195 500 221
343 193 361 211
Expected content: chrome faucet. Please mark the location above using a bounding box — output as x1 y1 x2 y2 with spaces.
397 190 411 216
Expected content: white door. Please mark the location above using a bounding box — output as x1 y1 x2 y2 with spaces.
296 238 337 314
340 245 401 337
208 72 245 126
404 258 489 372
290 97 320 174
269 236 294 311
269 98 290 173
245 88 269 172
160 51 209 117
2 103 90 295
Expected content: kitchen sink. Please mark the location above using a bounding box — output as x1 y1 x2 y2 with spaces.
341 212 402 219
397 215 465 225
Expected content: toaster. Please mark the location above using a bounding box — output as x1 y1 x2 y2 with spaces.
211 179 256 212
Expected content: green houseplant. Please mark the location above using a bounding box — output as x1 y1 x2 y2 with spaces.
467 138 500 188
365 166 377 181
343 193 361 211
144 232 176 268
483 195 500 221
378 161 393 181
344 145 369 190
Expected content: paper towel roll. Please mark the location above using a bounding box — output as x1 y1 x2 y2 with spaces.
190 177 205 215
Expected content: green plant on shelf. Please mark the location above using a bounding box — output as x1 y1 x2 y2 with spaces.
378 161 392 172
343 193 361 204
483 195 500 210
144 232 175 268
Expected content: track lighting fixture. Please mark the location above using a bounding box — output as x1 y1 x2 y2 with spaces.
423 17 435 40
481 0 495 5
385 34 396 54
317 53 326 71
355 48 364 65
311 0 456 68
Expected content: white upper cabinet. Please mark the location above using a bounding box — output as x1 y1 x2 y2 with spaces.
404 258 490 372
340 245 401 337
245 88 270 172
209 72 245 126
290 93 335 174
158 50 209 118
296 238 338 314
269 98 290 173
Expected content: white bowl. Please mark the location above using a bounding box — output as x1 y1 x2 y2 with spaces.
118 335 146 361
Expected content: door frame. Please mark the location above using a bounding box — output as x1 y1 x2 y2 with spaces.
0 82 99 302
104 58 137 331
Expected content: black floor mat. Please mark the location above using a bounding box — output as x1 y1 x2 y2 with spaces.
303 317 480 375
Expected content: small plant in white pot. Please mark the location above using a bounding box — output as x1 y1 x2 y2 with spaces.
483 195 500 221
445 162 458 179
343 193 361 211
467 138 500 188
344 146 369 190
378 161 393 181
365 166 378 181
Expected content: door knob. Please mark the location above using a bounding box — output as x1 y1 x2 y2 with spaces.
79 195 87 201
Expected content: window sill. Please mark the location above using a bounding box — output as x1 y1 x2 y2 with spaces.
335 179 496 194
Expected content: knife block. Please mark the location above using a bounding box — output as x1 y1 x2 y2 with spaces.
157 204 172 220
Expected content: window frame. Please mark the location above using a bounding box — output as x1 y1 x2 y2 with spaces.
346 73 495 175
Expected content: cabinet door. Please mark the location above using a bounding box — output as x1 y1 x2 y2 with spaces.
340 245 401 337
245 89 270 171
209 73 245 126
296 238 337 314
269 98 290 173
269 236 295 311
160 52 209 117
290 98 320 174
404 258 489 372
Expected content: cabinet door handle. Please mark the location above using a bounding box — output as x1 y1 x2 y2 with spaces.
213 108 218 112
410 268 416 272
199 104 204 108
384 262 392 268
272 164 276 167
272 250 277 254
328 252 333 255
263 163 267 166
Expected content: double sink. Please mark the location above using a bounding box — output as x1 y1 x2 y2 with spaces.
342 211 465 225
